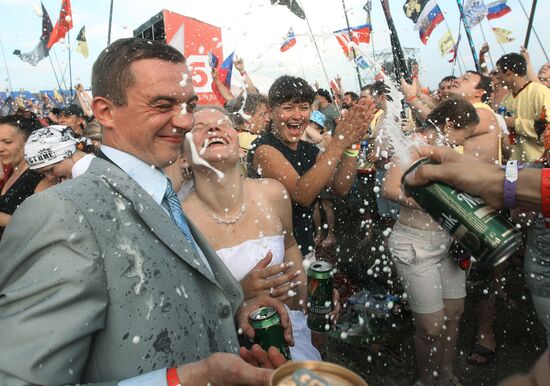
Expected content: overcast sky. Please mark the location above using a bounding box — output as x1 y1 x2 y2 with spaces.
1 0 548 94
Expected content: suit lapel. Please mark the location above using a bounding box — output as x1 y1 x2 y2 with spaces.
87 158 218 285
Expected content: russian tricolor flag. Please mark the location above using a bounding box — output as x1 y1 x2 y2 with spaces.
280 28 297 52
212 52 234 105
417 1 444 45
487 0 511 20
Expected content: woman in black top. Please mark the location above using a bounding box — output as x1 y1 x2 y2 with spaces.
0 114 52 238
248 75 376 258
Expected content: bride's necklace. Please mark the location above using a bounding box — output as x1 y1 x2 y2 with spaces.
197 188 246 225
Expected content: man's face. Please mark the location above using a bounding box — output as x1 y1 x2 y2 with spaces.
538 63 550 88
58 114 84 134
103 59 196 168
495 65 513 87
248 102 270 134
437 80 454 101
37 158 74 181
443 122 466 146
450 73 482 101
342 94 355 109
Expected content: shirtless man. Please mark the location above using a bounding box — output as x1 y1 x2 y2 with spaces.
449 71 502 164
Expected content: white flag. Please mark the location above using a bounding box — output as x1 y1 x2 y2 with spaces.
464 0 488 27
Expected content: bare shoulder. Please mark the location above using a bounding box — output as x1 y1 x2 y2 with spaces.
246 178 289 204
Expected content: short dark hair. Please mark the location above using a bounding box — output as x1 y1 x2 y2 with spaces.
0 113 43 140
466 71 493 103
344 91 359 101
427 98 480 130
316 88 332 103
243 93 268 115
439 75 457 87
91 38 185 107
496 53 527 76
268 75 315 108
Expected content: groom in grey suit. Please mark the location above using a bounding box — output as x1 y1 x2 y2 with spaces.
0 38 288 385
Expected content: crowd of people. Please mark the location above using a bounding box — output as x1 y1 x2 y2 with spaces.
0 35 549 386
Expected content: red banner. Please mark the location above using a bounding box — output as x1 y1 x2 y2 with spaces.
163 10 223 105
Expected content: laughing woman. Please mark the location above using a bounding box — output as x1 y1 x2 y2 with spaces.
182 105 321 360
247 75 375 260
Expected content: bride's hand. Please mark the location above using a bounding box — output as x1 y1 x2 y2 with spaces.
240 251 301 302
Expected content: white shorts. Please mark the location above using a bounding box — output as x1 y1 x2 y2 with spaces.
389 222 466 314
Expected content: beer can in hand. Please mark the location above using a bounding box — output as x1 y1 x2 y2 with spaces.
402 158 522 267
307 261 334 332
249 307 292 360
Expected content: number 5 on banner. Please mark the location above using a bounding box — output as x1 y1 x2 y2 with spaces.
187 55 213 92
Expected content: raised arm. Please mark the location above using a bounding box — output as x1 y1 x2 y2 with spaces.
252 100 376 206
234 57 259 94
521 46 541 84
212 67 236 103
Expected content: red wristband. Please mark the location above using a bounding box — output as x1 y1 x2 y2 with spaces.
407 95 418 103
167 367 181 386
542 168 550 228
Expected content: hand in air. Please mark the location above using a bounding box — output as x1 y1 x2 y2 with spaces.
333 97 377 149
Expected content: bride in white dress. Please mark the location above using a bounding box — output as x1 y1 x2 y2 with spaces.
181 106 321 361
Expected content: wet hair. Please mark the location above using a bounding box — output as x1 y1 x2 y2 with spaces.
91 38 185 107
496 53 527 76
243 93 268 115
268 75 315 108
361 81 392 101
316 88 332 103
427 98 480 130
466 71 493 103
438 76 457 89
344 91 359 101
0 113 43 140
193 105 234 126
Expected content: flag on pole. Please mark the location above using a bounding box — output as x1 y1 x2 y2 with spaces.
334 33 354 60
464 0 488 27
334 23 372 53
492 27 514 43
47 0 73 49
448 33 461 62
212 52 234 105
438 30 455 57
403 0 430 24
280 28 297 52
487 0 511 20
416 1 444 44
356 56 370 69
13 2 53 66
75 26 88 58
270 0 305 19
363 0 373 25
329 79 340 96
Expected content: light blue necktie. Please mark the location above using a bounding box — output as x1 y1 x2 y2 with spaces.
162 180 196 247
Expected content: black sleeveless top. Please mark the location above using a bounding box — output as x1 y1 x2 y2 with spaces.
0 168 43 238
247 132 320 255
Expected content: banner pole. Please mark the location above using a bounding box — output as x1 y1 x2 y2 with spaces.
379 0 411 82
517 0 548 61
341 0 363 89
523 0 537 49
455 0 481 72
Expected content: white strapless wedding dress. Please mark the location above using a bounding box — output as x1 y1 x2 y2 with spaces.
216 235 322 361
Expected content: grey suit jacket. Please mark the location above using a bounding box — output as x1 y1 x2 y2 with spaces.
0 157 243 385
